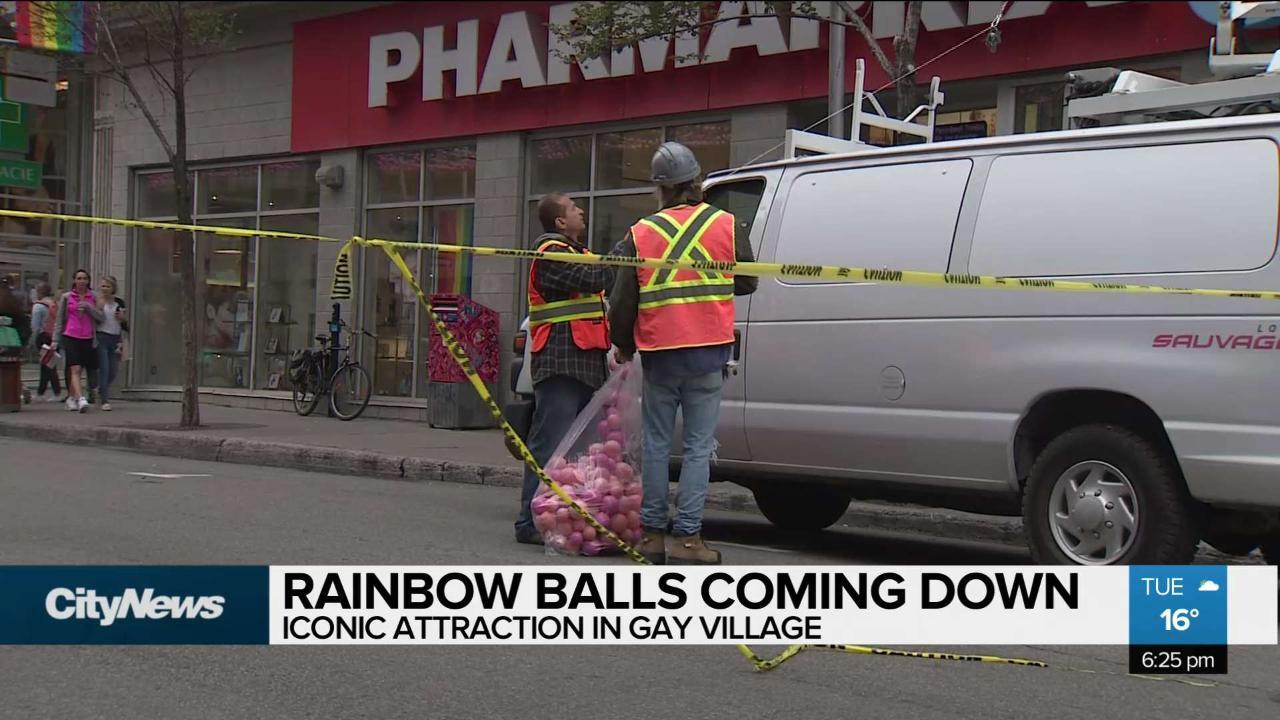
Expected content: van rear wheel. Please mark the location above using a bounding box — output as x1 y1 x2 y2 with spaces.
752 486 851 532
1263 543 1279 565
1024 425 1197 565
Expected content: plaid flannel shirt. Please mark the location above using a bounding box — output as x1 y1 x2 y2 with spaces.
529 234 615 390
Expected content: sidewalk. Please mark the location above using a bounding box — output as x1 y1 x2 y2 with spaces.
0 396 1030 546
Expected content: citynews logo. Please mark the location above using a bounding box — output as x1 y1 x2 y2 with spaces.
45 587 225 627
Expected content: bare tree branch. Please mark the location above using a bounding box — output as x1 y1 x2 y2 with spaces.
835 0 893 77
94 5 177 162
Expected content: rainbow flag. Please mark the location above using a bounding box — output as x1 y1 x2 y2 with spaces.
14 1 97 54
434 207 474 296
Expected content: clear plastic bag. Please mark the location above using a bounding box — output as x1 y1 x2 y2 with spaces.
531 358 645 556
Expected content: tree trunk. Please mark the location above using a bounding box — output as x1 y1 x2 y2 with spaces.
171 5 200 428
893 1 923 137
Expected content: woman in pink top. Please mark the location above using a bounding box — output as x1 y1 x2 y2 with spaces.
53 269 104 413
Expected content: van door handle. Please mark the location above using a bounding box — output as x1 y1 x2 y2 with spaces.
725 329 742 377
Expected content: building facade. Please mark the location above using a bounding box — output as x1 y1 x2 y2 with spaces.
93 1 1242 418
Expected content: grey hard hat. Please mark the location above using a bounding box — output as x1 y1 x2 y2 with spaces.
650 141 701 185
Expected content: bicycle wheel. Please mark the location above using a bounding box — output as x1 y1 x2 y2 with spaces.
292 362 323 416
329 362 372 421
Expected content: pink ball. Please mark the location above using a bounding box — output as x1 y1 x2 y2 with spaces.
597 420 611 437
569 531 583 546
602 495 619 515
610 513 630 533
555 508 570 522
589 443 604 456
583 525 597 541
534 512 554 531
608 481 625 498
603 440 623 458
607 413 622 430
606 431 626 445
627 511 640 528
615 463 634 480
573 518 586 532
624 481 642 496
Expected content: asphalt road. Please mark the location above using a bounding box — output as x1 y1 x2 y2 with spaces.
1 438 1276 720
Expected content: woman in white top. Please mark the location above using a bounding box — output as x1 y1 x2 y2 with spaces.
94 275 128 411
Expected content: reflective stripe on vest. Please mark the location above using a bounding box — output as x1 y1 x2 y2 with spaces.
526 236 609 353
631 203 737 352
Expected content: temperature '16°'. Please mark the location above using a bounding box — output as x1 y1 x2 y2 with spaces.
1160 608 1200 631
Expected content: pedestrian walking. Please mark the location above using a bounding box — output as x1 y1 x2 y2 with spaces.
607 142 758 565
94 275 128 411
28 282 62 401
514 192 614 545
52 269 103 413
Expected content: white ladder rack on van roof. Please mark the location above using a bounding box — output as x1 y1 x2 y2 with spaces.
784 58 945 159
1066 1 1280 128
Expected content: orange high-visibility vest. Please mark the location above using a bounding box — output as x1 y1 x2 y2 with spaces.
630 203 736 352
527 236 609 353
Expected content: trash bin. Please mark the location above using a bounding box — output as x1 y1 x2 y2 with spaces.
426 294 499 429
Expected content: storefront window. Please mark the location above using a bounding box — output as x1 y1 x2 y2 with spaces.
668 123 731 176
416 204 475 396
1015 82 1065 134
362 142 477 399
133 159 321 391
366 207 420 398
198 165 258 215
262 160 321 210
133 229 184 386
198 217 255 389
255 213 319 392
368 151 421 205
527 121 730 255
592 194 656 252
0 73 91 300
529 136 591 194
595 128 662 190
425 146 476 200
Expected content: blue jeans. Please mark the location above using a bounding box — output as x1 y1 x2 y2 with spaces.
515 375 596 535
640 367 724 537
95 332 121 403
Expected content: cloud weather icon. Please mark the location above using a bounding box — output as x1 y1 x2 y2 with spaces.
1198 580 1221 592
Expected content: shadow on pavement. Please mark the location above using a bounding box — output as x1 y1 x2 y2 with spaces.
701 513 1029 565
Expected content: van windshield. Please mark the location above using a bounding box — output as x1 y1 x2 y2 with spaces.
705 179 766 241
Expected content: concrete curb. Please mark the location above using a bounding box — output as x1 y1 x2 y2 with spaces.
0 420 1026 548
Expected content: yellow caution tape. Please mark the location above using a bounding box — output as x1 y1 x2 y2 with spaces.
2 207 1229 680
5 208 1280 302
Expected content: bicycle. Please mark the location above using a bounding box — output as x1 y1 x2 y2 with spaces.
290 320 374 421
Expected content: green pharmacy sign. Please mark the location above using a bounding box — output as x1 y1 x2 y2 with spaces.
0 77 30 153
0 158 42 189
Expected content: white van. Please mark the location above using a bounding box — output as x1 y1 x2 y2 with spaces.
511 114 1280 566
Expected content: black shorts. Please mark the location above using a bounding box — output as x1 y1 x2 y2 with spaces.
62 336 97 370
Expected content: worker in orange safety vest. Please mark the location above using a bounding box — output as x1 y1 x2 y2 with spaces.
606 142 758 564
514 192 613 545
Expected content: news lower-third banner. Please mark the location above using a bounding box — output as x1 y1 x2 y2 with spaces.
0 565 1274 646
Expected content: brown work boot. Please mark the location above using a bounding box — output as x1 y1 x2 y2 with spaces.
667 533 721 565
638 529 666 565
